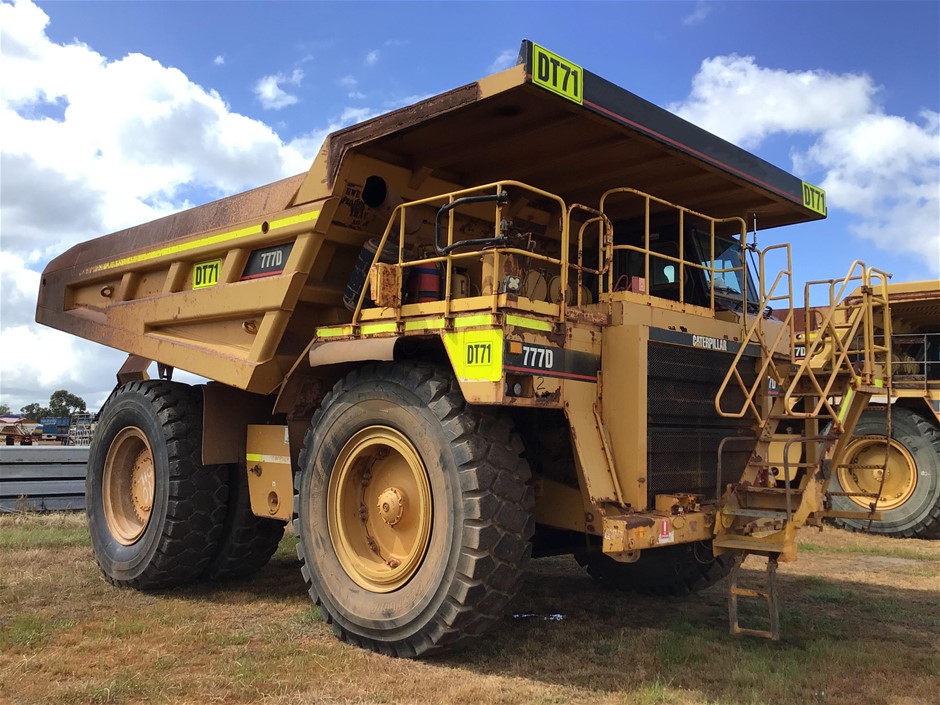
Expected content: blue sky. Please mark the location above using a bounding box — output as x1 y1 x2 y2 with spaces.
1 0 938 411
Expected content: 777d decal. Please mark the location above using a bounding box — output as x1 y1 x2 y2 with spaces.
503 342 599 381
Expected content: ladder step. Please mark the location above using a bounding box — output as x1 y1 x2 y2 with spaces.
822 509 884 520
730 586 769 599
733 485 801 495
766 414 839 422
713 536 787 554
749 460 819 469
731 626 778 639
724 508 791 519
727 555 780 641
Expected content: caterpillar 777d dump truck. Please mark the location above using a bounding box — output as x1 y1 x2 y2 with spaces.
824 282 939 538
37 41 894 655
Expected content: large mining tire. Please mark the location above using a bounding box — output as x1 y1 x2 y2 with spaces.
203 465 286 580
575 541 736 596
86 381 228 589
829 407 940 538
294 362 534 657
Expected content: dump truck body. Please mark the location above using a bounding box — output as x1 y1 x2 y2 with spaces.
37 41 891 653
824 281 940 538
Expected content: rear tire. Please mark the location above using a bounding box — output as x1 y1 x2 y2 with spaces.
203 466 286 580
575 541 735 596
830 407 940 538
86 381 228 589
295 362 534 656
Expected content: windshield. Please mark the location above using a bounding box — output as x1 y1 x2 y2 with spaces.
691 230 759 310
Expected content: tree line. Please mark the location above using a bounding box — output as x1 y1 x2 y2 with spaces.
0 390 88 419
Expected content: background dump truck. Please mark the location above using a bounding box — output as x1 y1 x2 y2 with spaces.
37 41 893 655
826 281 940 538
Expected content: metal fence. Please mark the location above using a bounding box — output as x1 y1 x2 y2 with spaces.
0 446 88 512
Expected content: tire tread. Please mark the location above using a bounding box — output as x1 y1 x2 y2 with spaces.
293 362 534 657
91 381 227 590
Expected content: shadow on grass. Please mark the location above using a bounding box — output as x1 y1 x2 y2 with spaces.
174 549 308 605
436 556 939 705
124 536 936 705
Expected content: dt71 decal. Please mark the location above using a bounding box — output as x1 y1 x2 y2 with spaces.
503 341 599 381
193 258 221 289
531 43 583 105
443 329 503 382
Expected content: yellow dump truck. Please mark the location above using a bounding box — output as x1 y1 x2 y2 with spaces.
827 281 940 538
37 41 893 654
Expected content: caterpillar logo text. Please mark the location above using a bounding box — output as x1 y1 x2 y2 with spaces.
692 335 729 352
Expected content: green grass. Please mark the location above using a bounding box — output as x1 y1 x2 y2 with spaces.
1 614 51 647
798 541 940 562
59 674 148 705
802 583 851 603
0 523 90 549
2 515 938 705
273 533 299 560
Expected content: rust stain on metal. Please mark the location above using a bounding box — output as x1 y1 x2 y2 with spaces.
324 83 484 188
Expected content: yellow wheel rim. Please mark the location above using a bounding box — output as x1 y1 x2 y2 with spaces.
328 426 432 592
838 435 917 511
102 427 155 545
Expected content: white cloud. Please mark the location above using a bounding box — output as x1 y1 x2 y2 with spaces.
669 55 876 149
489 48 517 73
285 106 384 161
671 55 939 272
338 74 357 88
796 111 940 264
683 1 712 27
0 0 319 410
0 251 125 410
348 90 366 100
213 54 224 66
365 50 379 66
254 68 304 110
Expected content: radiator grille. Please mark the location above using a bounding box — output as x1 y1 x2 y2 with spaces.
647 342 756 501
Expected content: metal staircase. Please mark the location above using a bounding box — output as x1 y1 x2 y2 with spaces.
714 255 892 638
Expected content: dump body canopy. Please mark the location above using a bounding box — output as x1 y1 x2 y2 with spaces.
844 280 940 332
36 40 826 394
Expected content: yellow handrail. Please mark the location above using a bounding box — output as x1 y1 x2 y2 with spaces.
598 186 749 312
714 243 793 420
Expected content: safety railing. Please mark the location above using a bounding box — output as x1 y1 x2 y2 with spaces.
349 181 764 332
884 332 938 390
782 263 892 424
350 180 609 327
598 187 750 314
715 256 892 429
715 244 794 421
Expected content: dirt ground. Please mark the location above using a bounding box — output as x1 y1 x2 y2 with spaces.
0 513 937 705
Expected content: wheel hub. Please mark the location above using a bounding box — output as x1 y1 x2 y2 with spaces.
102 427 155 545
377 487 405 526
327 426 432 593
838 435 917 511
131 454 155 522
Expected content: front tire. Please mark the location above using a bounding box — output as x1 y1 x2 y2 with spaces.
295 363 534 657
87 381 228 589
830 407 940 538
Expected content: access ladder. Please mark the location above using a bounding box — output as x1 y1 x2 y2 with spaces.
715 256 892 638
